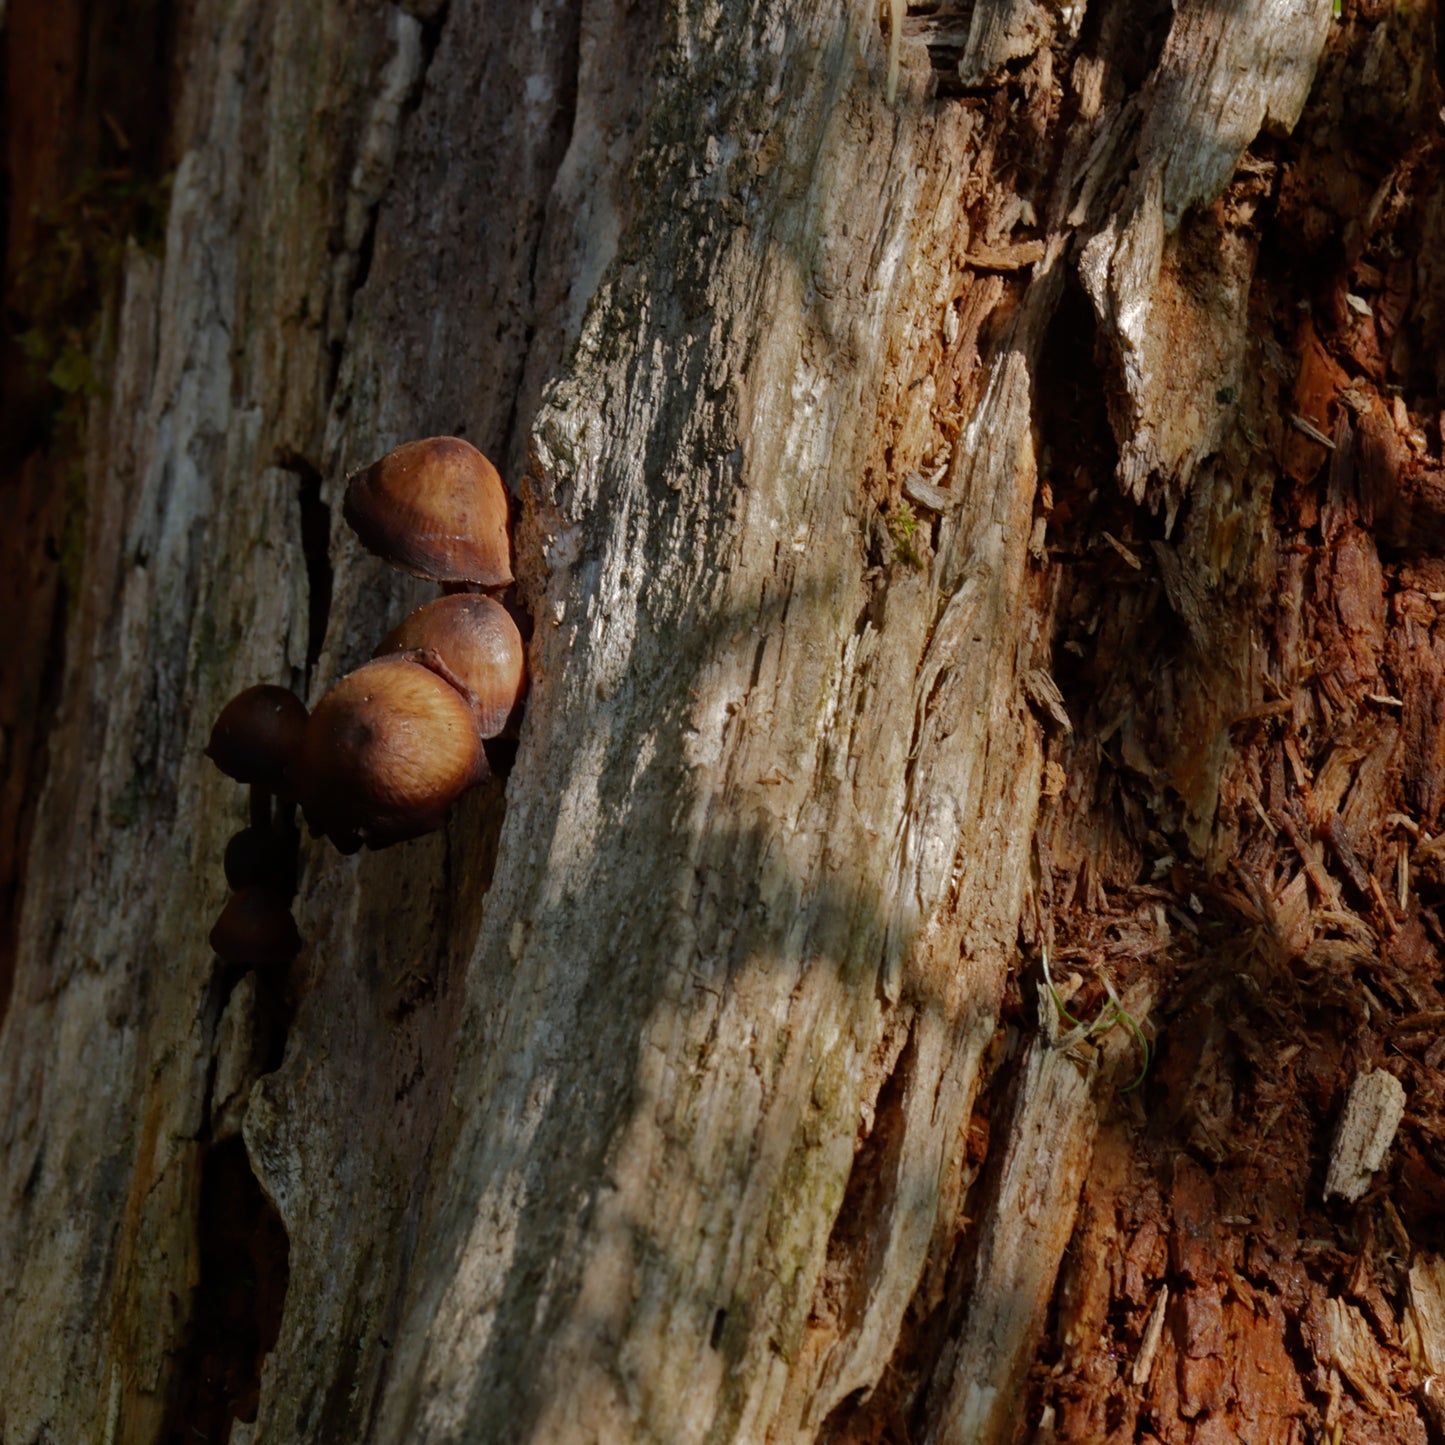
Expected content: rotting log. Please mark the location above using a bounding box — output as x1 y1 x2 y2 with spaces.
4 2 1445 1445
1029 3 1445 1442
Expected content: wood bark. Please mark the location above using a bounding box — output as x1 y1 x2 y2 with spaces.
3 2 1445 1444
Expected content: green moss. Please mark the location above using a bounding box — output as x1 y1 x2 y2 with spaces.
12 168 170 595
1043 947 1152 1091
108 771 147 830
13 168 170 397
886 501 924 569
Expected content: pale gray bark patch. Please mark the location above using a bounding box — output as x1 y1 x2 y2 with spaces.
957 0 1053 88
1324 1068 1407 1203
212 972 264 1142
1076 0 1332 505
329 11 426 335
929 985 1151 1445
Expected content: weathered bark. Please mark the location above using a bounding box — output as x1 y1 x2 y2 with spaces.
4 1 1445 1444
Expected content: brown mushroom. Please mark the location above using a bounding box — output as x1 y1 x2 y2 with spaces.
300 654 489 849
223 825 297 891
342 436 513 587
375 594 525 739
206 685 308 795
210 884 302 969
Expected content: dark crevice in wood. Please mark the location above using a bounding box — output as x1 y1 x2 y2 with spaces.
175 797 298 1439
812 1001 1015 1445
1084 0 1173 100
1034 276 1175 892
349 204 382 326
274 449 334 687
816 1024 918 1340
498 0 584 477
0 575 65 1031
908 1015 1038 1438
414 0 452 82
912 0 1173 107
327 3 452 404
481 732 520 781
159 1137 291 1445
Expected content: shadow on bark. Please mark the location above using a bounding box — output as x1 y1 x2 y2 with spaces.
160 1137 290 1445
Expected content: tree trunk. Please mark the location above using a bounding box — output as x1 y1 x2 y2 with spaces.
3 2 1444 1443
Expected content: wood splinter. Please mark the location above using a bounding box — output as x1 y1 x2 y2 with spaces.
1324 1069 1406 1203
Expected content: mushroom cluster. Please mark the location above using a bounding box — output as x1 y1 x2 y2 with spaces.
205 685 306 973
204 436 525 968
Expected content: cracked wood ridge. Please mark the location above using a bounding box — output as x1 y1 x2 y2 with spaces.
4 0 1445 1444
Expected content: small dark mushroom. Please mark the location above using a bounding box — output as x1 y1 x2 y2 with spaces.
223 825 297 891
209 884 302 969
300 654 489 849
342 436 513 588
376 594 526 739
206 685 308 795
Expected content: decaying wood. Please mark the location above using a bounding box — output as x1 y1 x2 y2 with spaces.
1410 1258 1445 1430
1131 1285 1170 1388
957 0 1054 88
1033 0 1445 1438
4 0 1445 1442
930 984 1150 1445
1317 1295 1395 1416
1409 1256 1445 1373
1325 1069 1408 1203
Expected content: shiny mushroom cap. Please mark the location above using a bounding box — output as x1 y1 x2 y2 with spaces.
342 436 513 587
206 685 308 794
376 594 526 739
300 654 489 850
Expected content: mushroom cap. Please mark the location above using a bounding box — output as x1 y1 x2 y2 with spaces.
376 594 526 739
342 436 513 587
206 685 308 793
209 884 302 969
223 825 296 891
300 654 489 849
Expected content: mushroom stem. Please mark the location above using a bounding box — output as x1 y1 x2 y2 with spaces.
249 783 273 830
